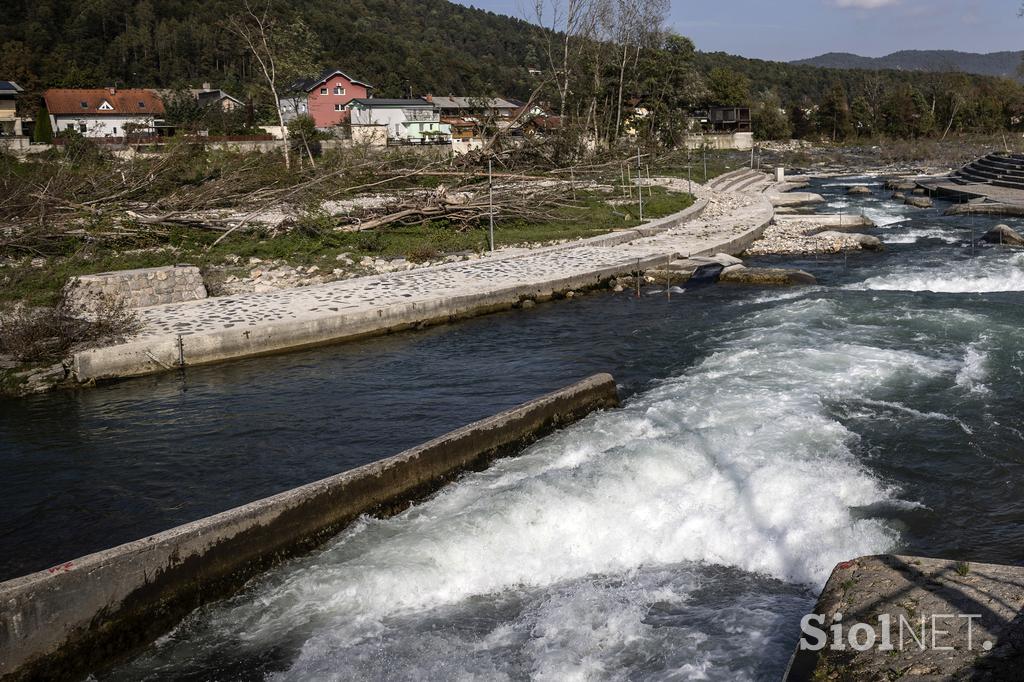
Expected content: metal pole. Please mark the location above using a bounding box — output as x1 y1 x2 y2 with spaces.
488 158 495 252
637 148 644 222
703 145 707 182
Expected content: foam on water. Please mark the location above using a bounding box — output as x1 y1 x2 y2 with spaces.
851 252 1024 293
883 227 961 245
115 297 970 681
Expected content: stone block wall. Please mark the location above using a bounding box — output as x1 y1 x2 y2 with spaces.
69 265 207 311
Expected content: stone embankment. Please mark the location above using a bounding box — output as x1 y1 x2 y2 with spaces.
69 265 207 311
70 170 776 383
785 554 1024 681
0 374 620 681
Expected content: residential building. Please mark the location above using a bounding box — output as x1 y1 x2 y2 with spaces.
43 88 164 138
0 81 24 136
290 69 372 128
427 96 518 127
195 84 243 111
348 98 450 145
708 106 752 133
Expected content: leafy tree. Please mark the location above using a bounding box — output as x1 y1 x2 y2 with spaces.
752 90 791 140
32 105 52 143
817 82 853 141
707 67 750 106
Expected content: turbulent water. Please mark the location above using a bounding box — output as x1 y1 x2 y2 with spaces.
4 178 1024 680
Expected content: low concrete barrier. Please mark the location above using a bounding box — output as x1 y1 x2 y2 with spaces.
0 374 619 681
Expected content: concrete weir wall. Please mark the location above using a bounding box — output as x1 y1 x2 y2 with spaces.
0 374 620 681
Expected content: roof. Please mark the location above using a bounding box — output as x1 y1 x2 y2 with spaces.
0 81 23 94
197 90 243 107
349 98 435 108
43 89 165 116
292 68 373 92
430 96 517 110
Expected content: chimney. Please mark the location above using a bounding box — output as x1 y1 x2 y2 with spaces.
202 82 212 91
109 86 116 95
424 94 432 103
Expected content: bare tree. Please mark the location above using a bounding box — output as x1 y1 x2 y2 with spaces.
226 1 317 170
533 0 600 120
612 0 668 140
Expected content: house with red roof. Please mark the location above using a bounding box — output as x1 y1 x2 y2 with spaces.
43 88 165 138
288 69 372 128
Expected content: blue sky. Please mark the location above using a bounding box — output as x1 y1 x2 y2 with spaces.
452 0 1023 61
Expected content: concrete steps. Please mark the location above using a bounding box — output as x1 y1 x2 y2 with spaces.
955 153 1024 190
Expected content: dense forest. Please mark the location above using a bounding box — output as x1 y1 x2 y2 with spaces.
2 0 1023 141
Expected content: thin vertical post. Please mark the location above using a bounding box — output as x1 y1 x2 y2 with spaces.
637 148 644 223
703 146 707 183
488 158 495 252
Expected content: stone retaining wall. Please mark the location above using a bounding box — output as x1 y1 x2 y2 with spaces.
0 374 620 681
69 266 207 311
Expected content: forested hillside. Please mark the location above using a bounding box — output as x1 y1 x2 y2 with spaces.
0 0 548 97
794 50 1024 81
1 0 1022 141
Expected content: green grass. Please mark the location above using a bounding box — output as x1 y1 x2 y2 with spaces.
651 149 750 185
1 188 694 307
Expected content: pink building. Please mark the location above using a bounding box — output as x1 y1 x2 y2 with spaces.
291 69 372 128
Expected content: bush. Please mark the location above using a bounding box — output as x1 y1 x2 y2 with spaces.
0 286 140 363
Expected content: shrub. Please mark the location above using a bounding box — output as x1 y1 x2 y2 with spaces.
0 285 140 363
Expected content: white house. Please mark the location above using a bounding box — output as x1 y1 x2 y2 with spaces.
43 88 165 138
347 98 449 145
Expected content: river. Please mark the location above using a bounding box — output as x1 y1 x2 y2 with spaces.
3 178 1023 680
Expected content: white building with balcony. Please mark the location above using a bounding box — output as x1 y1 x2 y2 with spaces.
347 98 449 145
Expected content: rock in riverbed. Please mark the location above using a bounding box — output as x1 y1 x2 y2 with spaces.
905 196 933 209
719 267 817 286
885 179 917 191
981 224 1024 246
847 185 872 195
814 231 883 250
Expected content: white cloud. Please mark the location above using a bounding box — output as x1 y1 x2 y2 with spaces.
834 0 901 8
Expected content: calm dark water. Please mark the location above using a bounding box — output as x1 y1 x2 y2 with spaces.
3 177 1024 680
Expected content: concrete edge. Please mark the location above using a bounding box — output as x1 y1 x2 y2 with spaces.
72 254 672 381
0 373 620 681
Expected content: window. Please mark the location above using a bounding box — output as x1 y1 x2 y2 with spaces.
320 87 328 95
333 86 345 96
138 101 145 108
334 104 343 111
80 101 88 108
79 123 87 133
98 100 113 111
66 124 74 131
113 127 118 134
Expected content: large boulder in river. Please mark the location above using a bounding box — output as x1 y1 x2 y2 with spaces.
885 179 918 191
981 224 1024 246
848 185 872 195
905 195 933 209
719 267 817 286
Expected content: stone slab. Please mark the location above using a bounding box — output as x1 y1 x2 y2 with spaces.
785 555 1024 681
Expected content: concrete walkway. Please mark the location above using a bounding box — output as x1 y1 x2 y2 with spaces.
73 169 775 382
